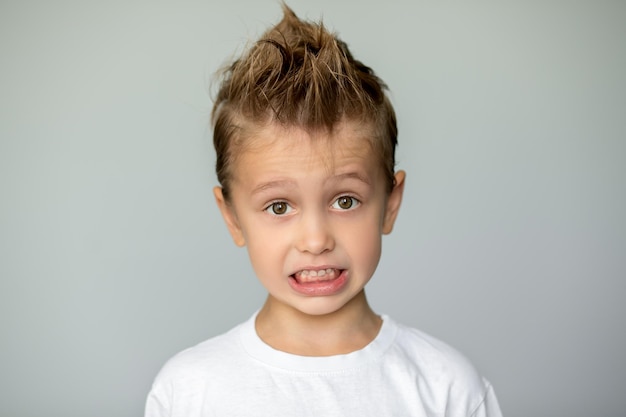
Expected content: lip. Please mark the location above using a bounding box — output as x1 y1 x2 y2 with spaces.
288 268 348 296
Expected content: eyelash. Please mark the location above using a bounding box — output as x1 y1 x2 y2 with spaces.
264 195 360 216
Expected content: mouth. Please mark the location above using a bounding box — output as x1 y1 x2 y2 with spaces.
292 268 342 283
288 267 348 296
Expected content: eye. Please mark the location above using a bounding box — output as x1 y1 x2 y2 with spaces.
265 201 292 216
332 196 359 210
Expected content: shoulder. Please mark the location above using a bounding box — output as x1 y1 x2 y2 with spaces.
145 317 269 417
146 322 247 416
393 321 480 379
385 318 497 415
153 323 243 385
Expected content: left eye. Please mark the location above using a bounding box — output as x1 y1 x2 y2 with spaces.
332 196 359 210
265 201 292 215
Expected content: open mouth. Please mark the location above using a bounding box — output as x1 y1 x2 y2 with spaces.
288 268 348 296
292 268 343 283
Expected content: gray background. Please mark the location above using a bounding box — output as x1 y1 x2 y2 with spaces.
1 1 625 416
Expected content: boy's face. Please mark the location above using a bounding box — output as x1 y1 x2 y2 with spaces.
214 120 404 317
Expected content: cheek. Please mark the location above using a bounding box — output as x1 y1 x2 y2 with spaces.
243 225 287 277
341 214 383 266
355 230 382 262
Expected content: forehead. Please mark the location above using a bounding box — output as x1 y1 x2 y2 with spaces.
232 120 381 178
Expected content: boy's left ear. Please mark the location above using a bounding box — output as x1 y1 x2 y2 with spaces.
382 170 406 234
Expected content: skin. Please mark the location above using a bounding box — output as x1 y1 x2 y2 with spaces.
214 119 405 356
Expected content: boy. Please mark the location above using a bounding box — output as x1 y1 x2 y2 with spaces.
146 5 502 416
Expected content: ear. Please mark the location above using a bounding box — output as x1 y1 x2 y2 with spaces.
213 187 246 247
382 170 405 234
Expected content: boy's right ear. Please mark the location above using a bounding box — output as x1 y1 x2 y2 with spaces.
213 187 246 247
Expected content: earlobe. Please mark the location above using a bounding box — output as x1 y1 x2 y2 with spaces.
213 187 246 247
382 170 406 234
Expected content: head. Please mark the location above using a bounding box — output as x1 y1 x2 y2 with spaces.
211 4 398 202
211 5 404 317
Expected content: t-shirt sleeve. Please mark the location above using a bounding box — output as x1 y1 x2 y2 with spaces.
144 384 170 417
470 380 503 417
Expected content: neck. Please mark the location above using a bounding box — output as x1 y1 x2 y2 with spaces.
255 290 382 356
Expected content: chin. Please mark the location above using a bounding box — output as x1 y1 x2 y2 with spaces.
287 296 355 317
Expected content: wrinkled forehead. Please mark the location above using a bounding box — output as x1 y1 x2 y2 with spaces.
233 118 379 165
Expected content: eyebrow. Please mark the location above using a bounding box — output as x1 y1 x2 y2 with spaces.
331 171 372 186
251 180 297 196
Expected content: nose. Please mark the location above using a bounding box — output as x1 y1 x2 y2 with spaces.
294 210 335 255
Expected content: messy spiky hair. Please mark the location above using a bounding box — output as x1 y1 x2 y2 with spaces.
212 4 397 199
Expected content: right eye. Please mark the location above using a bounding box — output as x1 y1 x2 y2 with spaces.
265 201 292 216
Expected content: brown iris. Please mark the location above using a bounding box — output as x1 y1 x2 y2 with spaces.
270 202 288 215
337 196 353 209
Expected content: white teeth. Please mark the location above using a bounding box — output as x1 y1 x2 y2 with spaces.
295 268 340 283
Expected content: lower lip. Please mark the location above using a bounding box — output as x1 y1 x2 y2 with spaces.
288 270 348 296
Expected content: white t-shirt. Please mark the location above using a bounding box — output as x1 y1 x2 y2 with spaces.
145 313 502 417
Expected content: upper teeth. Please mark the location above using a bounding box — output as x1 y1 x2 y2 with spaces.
296 268 339 283
300 268 334 277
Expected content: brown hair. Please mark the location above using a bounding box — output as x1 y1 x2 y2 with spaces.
212 4 397 199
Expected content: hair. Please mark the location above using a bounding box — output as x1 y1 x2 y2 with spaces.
212 4 398 200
